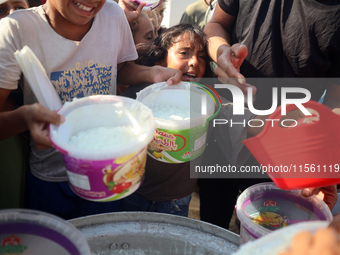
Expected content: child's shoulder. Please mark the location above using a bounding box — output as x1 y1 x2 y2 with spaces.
3 5 42 20
0 6 44 29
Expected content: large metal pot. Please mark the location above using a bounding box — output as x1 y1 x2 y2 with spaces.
69 212 239 254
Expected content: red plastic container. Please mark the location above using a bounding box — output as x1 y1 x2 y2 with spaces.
243 100 340 190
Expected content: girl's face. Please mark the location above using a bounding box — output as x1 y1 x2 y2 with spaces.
134 15 156 45
163 32 206 81
0 0 28 20
153 1 165 26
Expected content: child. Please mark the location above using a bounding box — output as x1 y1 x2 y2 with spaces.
121 23 212 216
143 10 159 37
118 13 156 94
129 13 156 45
153 0 166 34
0 0 181 219
122 23 211 97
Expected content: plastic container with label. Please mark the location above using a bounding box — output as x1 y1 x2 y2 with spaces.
49 95 155 202
136 81 221 163
236 182 333 245
0 209 91 255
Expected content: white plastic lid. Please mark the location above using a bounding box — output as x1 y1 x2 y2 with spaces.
14 46 62 111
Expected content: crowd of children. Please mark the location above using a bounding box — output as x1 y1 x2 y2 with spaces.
0 0 180 219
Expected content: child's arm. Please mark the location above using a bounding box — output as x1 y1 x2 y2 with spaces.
117 61 182 85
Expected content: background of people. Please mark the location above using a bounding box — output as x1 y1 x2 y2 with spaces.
180 0 213 30
200 0 340 230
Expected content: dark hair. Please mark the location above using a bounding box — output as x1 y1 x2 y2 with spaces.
136 23 212 77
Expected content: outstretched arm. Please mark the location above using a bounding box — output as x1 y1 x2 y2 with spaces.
117 61 182 86
204 2 256 94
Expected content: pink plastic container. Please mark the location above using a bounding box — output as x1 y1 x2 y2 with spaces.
236 182 333 245
0 209 91 255
243 100 340 190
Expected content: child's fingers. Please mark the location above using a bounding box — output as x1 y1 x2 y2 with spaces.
135 2 146 14
230 43 248 61
282 227 340 255
165 69 182 85
329 214 340 233
310 228 338 253
289 231 312 255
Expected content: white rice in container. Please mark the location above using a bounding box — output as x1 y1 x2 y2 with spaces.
150 105 190 120
69 126 137 151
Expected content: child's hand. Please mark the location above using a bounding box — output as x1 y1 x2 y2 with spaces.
118 0 146 23
215 43 257 95
329 213 340 233
23 103 65 149
333 108 340 115
279 227 339 255
151 65 182 85
301 185 337 210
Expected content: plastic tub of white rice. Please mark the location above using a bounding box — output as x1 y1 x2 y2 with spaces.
49 95 155 202
136 81 221 163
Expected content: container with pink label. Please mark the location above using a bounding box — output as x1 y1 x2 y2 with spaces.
236 182 333 245
49 95 155 202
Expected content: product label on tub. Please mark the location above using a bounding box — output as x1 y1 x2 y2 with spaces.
246 193 323 231
250 200 288 230
148 124 208 163
63 148 147 201
0 223 82 255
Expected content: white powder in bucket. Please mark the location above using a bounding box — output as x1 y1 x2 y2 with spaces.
69 126 137 151
150 105 190 120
